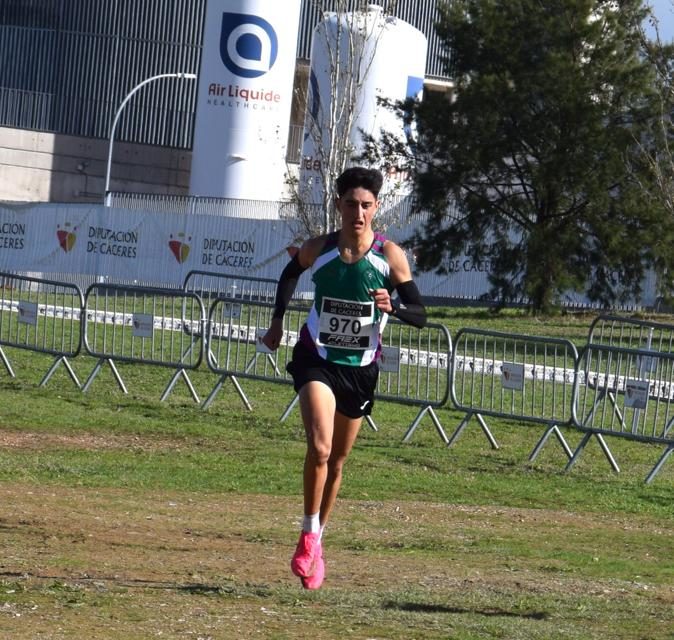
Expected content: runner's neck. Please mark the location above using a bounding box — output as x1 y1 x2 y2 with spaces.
337 229 374 264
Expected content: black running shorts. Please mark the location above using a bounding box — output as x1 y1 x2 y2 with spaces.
286 340 378 419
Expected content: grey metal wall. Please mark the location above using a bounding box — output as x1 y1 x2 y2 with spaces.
0 0 205 147
0 0 450 149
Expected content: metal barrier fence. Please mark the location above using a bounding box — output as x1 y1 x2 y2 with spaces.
2 271 672 484
184 270 280 307
574 344 674 483
204 296 296 410
0 271 84 387
587 314 674 352
82 283 205 400
205 296 453 435
571 314 674 483
449 328 579 464
278 317 453 435
377 319 452 439
183 271 312 410
183 270 279 401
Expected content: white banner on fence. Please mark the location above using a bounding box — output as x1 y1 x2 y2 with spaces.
0 201 659 308
0 202 297 286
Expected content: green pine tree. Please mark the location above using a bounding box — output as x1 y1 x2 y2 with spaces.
376 0 670 312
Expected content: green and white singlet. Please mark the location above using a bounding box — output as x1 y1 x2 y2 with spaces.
301 231 393 366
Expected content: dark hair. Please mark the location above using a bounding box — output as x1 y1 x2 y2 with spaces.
335 166 384 198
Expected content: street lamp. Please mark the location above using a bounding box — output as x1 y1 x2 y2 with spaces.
104 72 197 205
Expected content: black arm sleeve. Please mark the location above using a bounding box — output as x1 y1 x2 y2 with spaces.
391 280 427 328
272 254 307 320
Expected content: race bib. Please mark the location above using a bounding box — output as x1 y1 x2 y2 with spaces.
317 296 374 349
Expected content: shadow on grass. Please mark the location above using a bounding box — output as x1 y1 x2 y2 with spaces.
134 580 223 595
384 600 549 620
0 571 272 598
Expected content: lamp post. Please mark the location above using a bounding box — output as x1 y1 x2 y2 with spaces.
104 72 197 205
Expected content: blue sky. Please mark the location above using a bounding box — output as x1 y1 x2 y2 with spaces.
644 0 674 42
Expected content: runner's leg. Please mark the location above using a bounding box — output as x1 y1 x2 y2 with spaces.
299 380 337 517
319 410 363 528
291 380 336 579
299 410 361 589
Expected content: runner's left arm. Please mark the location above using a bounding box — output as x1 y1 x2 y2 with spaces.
370 241 427 329
390 279 426 328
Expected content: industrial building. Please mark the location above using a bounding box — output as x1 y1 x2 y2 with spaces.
0 0 452 203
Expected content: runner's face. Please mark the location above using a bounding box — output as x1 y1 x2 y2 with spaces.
336 187 379 235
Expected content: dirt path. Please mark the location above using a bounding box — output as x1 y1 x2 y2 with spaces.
0 431 672 639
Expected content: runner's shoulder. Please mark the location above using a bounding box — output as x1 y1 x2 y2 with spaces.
299 234 331 267
382 238 405 260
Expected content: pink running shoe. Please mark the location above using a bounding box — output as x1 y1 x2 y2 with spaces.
290 531 320 578
301 543 324 590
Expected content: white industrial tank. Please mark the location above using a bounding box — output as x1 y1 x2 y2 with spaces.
189 0 301 200
298 4 427 205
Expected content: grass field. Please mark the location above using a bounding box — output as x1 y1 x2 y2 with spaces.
0 308 672 639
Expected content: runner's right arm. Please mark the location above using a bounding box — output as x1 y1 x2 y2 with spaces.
272 253 307 320
261 238 322 350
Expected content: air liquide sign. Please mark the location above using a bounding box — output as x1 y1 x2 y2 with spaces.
220 12 278 78
190 1 301 200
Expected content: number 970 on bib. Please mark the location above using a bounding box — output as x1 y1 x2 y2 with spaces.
317 296 375 349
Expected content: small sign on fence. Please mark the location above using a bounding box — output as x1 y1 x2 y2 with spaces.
18 301 38 326
625 379 649 409
132 313 154 338
501 362 525 391
379 346 401 373
255 329 273 354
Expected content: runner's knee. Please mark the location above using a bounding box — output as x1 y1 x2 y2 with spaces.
307 439 332 465
327 456 347 478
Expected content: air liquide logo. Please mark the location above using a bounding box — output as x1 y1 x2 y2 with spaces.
220 12 278 78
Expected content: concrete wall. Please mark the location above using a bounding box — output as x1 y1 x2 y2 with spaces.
0 126 192 203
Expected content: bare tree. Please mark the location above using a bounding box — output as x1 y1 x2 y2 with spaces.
285 1 395 237
632 5 674 299
636 5 674 210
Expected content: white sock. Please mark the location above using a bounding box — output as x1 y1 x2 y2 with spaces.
302 513 321 534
